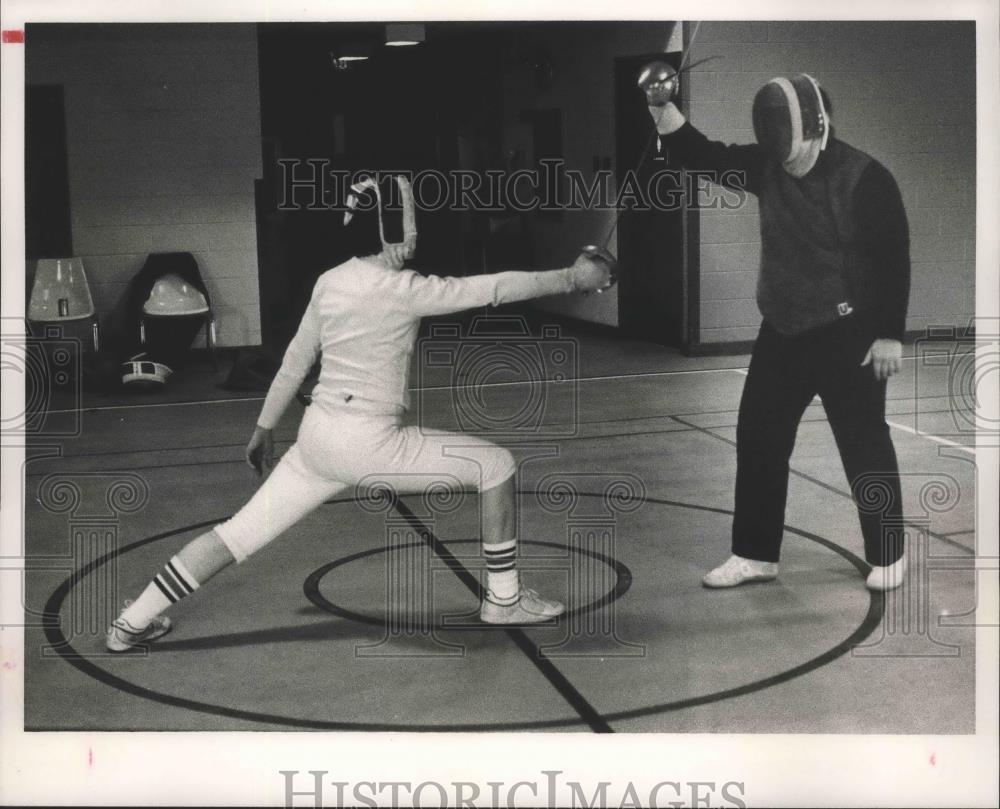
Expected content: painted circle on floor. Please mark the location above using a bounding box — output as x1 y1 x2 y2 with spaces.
302 536 632 628
42 493 883 732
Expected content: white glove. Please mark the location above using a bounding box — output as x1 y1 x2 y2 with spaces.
569 252 611 293
648 101 686 135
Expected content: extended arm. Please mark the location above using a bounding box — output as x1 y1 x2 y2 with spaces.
400 254 607 318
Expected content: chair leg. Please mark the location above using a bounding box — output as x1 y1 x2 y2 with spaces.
208 317 218 370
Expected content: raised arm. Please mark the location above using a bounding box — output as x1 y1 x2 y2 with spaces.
650 102 765 195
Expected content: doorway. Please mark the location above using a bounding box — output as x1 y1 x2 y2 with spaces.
255 23 504 348
614 52 693 349
25 85 73 262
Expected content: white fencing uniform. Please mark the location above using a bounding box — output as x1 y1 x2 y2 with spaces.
216 256 577 563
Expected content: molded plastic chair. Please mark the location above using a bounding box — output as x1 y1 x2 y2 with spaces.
142 273 210 317
27 258 100 350
139 269 217 367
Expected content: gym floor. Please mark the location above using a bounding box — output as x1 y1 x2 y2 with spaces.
22 323 977 733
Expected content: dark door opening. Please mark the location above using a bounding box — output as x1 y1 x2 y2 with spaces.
255 24 504 348
614 51 691 349
25 85 73 262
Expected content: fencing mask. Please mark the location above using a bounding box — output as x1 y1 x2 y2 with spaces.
343 174 417 266
752 74 829 178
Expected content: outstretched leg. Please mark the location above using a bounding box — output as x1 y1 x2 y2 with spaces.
107 445 347 651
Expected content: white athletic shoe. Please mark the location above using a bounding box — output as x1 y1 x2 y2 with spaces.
702 554 779 588
480 587 565 624
106 614 172 652
866 556 907 591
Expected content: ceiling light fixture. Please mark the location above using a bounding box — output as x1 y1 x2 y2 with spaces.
385 23 425 46
331 41 372 69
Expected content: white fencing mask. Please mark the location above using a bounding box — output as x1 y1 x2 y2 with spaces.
343 174 417 261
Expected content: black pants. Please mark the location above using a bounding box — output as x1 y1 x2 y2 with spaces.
732 318 904 566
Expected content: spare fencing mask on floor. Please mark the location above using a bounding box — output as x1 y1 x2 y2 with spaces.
752 74 830 178
343 174 417 260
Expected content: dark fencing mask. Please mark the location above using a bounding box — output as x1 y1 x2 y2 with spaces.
752 74 829 177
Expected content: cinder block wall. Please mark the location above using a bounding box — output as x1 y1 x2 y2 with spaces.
687 21 976 343
26 23 263 347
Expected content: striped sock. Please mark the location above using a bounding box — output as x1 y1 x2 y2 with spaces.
119 555 200 630
483 539 519 603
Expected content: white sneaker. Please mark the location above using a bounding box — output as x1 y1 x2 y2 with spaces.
106 614 172 652
480 587 565 624
866 556 907 591
702 554 779 588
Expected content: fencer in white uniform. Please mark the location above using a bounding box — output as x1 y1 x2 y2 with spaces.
107 174 611 650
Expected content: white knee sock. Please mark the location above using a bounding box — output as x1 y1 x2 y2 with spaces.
483 539 519 602
119 555 200 630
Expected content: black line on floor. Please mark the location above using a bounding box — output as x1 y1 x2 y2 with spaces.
36 519 578 732
389 496 613 733
37 515 620 731
302 536 632 628
594 513 887 725
670 415 975 556
37 498 887 732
